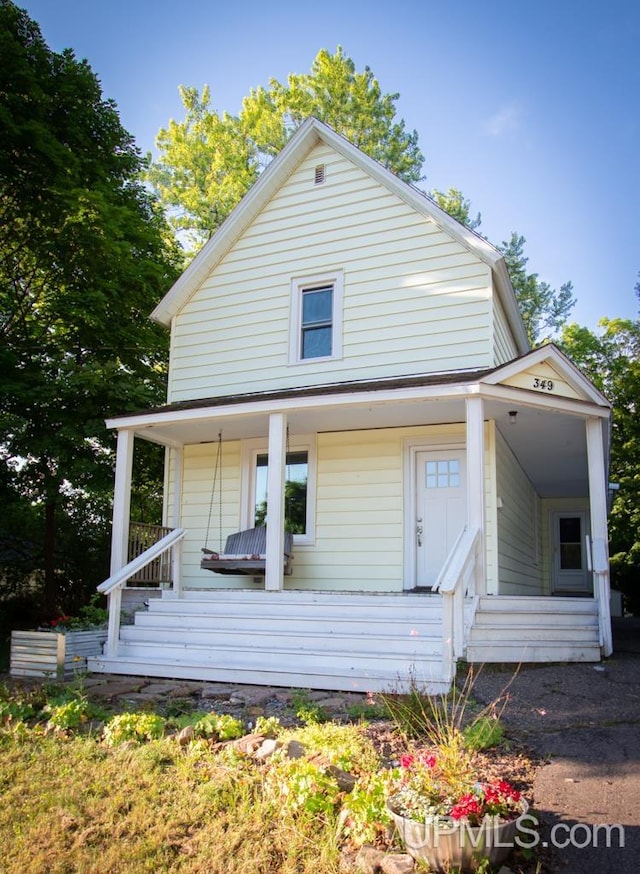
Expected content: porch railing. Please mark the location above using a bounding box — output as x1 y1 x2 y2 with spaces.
127 522 173 586
97 527 187 659
433 525 481 683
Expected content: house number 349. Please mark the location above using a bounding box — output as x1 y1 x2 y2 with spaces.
533 377 554 391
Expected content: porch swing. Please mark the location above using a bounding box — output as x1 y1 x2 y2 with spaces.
200 432 294 575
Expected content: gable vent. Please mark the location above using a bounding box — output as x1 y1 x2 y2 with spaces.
314 164 325 185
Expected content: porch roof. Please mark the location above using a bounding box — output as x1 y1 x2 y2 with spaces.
106 355 610 500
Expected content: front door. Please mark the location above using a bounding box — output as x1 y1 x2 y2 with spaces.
552 512 592 594
414 449 467 588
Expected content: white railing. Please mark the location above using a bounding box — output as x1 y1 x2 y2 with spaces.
98 527 187 658
433 526 481 683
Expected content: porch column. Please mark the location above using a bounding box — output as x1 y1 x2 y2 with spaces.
586 417 613 656
110 429 134 575
106 428 134 657
170 445 184 597
265 412 287 591
466 395 486 596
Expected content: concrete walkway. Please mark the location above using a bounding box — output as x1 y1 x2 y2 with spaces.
472 617 640 873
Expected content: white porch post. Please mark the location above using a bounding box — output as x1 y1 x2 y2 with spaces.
466 395 486 597
107 428 134 657
170 445 184 597
586 417 613 656
265 412 287 591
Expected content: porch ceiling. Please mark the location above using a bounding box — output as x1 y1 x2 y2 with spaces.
126 388 601 500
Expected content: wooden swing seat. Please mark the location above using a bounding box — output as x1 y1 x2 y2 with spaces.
201 527 294 575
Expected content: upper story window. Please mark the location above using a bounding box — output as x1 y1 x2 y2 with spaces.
289 270 343 364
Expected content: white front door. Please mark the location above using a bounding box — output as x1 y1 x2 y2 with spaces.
552 511 592 594
414 449 467 588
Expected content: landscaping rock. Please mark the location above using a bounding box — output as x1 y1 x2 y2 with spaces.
233 732 265 755
380 854 415 874
356 844 385 873
253 738 280 761
327 764 357 792
284 739 307 759
176 725 195 745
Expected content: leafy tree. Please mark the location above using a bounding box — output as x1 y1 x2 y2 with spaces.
147 47 424 250
499 233 575 344
430 188 482 231
0 1 179 618
559 296 640 613
146 86 258 252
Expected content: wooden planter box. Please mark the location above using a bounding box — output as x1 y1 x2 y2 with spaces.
10 629 108 679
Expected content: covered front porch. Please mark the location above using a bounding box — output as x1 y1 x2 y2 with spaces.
91 349 612 690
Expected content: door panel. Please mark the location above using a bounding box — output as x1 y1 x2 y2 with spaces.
415 450 466 588
552 512 592 594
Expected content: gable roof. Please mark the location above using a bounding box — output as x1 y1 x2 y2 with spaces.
151 117 529 354
482 342 610 408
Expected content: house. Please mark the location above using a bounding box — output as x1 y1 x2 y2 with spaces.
88 118 613 692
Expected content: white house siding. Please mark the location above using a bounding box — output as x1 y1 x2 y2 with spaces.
175 422 498 595
492 292 520 365
167 143 495 404
179 441 248 591
495 428 544 594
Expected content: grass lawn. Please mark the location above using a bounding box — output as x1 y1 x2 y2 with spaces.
0 675 542 873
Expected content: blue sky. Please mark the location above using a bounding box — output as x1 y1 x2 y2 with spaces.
19 0 640 331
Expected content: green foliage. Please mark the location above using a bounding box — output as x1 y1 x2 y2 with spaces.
559 309 640 611
103 712 166 746
339 770 394 847
147 47 424 252
291 688 328 724
430 188 482 231
266 757 342 816
463 716 504 751
241 47 424 182
254 715 283 737
43 695 93 731
0 1 180 617
169 709 244 740
499 232 575 344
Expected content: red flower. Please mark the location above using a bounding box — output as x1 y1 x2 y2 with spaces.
399 754 415 769
450 794 483 821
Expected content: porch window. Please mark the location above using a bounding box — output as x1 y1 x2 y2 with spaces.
254 451 308 534
289 271 343 363
242 435 316 545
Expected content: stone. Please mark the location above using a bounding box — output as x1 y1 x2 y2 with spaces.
253 738 281 761
177 725 195 745
233 733 265 755
314 696 348 712
200 683 238 700
327 764 357 792
356 844 385 873
380 854 415 874
89 678 147 698
284 739 307 759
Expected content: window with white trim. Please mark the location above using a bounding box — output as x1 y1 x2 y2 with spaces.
289 271 343 363
241 436 316 545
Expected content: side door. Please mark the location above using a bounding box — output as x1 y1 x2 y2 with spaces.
551 511 592 594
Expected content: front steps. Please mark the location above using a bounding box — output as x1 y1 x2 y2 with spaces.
88 589 450 693
466 595 601 663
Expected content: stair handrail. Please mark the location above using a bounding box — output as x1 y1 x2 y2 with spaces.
98 527 187 658
433 525 481 683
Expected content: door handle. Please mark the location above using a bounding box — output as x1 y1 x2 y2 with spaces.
416 521 423 547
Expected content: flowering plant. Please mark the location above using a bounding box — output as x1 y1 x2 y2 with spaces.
387 751 522 826
39 595 108 632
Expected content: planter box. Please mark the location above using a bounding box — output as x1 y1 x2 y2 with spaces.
10 629 108 679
